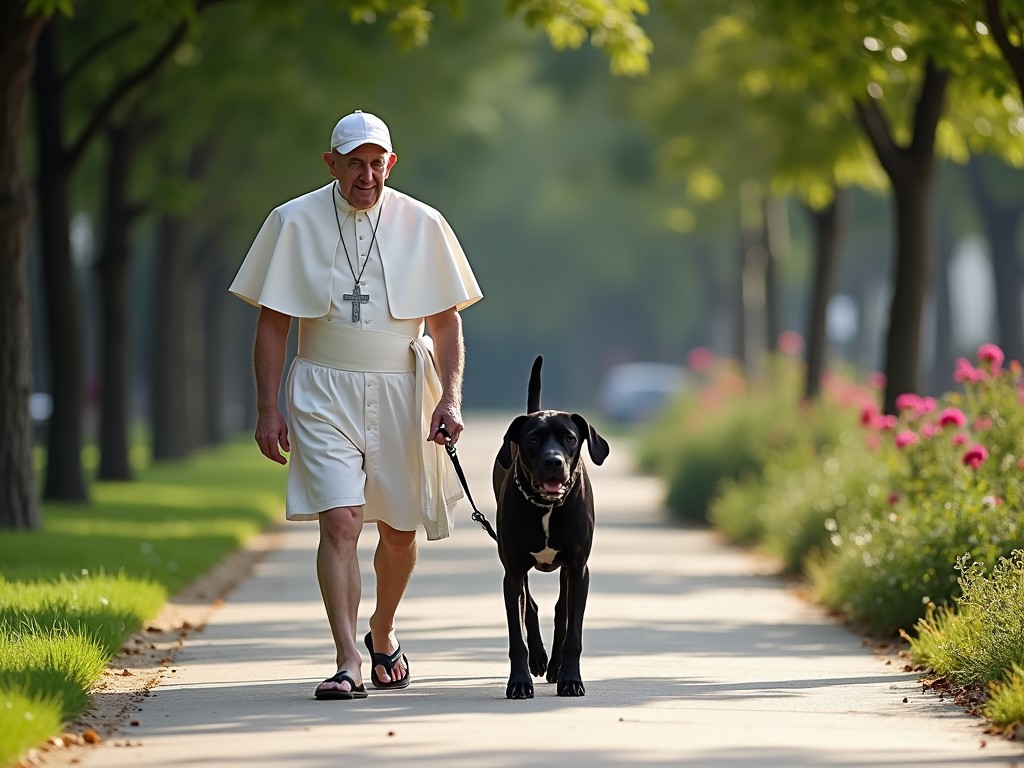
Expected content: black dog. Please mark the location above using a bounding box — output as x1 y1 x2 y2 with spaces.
493 356 609 699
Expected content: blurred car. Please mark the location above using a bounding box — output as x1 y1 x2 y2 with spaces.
598 363 689 424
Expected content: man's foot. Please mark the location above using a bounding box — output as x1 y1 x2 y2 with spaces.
314 670 368 700
364 631 411 689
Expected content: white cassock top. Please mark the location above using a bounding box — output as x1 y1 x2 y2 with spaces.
229 183 481 319
228 183 483 540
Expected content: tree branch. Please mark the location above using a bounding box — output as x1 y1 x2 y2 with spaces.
985 0 1024 93
66 0 235 170
909 57 950 164
853 96 900 177
60 19 140 91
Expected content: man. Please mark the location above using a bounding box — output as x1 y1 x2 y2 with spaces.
229 110 482 700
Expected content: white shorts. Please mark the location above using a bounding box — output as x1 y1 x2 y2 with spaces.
284 357 421 530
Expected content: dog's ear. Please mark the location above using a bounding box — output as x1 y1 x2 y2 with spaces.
571 414 610 466
497 415 530 469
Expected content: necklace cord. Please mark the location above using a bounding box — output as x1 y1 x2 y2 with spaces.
334 182 383 285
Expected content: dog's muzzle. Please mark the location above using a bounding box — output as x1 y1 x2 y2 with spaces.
514 460 580 506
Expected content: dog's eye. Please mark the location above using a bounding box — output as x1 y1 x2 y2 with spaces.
527 436 540 446
564 434 578 446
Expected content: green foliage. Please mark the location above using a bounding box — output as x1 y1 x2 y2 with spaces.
812 491 1024 635
985 665 1024 729
910 551 1024 688
643 353 866 525
715 431 884 573
507 0 653 75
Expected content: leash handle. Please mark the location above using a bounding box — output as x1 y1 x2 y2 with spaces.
435 426 498 542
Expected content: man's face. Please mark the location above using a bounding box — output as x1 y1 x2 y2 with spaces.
324 143 396 210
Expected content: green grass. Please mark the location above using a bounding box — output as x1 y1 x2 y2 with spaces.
0 439 284 767
985 665 1024 729
909 550 1024 687
0 687 63 766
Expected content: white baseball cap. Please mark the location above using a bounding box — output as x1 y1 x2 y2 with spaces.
330 110 393 155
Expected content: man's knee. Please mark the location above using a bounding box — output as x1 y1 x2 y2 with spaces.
320 506 363 547
376 522 416 554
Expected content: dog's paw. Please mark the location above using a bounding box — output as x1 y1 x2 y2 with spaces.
506 679 535 699
545 660 559 684
556 678 585 697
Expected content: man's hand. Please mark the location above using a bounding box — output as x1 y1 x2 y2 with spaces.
429 400 464 445
255 408 291 464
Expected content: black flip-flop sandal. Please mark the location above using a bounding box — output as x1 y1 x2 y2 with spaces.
314 670 368 700
364 631 411 689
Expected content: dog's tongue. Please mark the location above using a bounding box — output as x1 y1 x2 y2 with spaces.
542 479 563 494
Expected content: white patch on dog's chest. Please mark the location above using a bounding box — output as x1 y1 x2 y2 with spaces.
531 509 559 565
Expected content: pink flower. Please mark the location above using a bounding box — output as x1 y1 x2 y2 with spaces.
895 393 922 413
977 343 1005 371
687 347 715 373
921 423 938 438
962 444 989 470
895 431 918 448
887 492 900 505
895 393 938 418
878 414 898 431
868 372 886 390
860 405 879 426
954 357 986 383
951 433 970 446
974 416 993 432
939 407 967 428
778 331 804 356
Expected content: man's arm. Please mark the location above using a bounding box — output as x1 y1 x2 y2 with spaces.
425 306 465 445
254 307 293 464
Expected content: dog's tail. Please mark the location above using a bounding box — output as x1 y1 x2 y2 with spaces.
528 355 542 413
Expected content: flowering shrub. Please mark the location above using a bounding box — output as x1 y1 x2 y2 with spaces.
809 345 1024 633
642 352 872 523
654 342 1024 724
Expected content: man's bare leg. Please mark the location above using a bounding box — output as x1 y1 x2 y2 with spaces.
367 522 417 684
315 505 364 693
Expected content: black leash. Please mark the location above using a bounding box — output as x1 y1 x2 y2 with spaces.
436 426 498 542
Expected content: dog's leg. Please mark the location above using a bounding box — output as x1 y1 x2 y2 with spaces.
523 575 548 678
555 563 589 697
503 569 534 699
546 567 567 684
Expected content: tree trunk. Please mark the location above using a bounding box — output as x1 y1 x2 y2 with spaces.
881 180 933 410
802 189 844 401
0 4 46 529
34 23 88 501
855 59 949 414
201 236 230 445
965 156 1024 365
928 208 955 393
96 117 142 481
763 196 788 354
151 212 191 460
151 142 217 459
184 237 209 452
737 182 769 374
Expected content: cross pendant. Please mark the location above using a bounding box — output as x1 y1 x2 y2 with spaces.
343 284 370 322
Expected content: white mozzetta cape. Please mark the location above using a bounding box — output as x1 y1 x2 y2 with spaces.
229 183 482 318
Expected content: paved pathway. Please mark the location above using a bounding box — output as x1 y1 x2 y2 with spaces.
58 415 1024 766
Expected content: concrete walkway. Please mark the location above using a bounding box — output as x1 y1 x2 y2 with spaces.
60 415 1024 766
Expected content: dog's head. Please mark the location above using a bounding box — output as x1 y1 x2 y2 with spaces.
498 411 610 502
